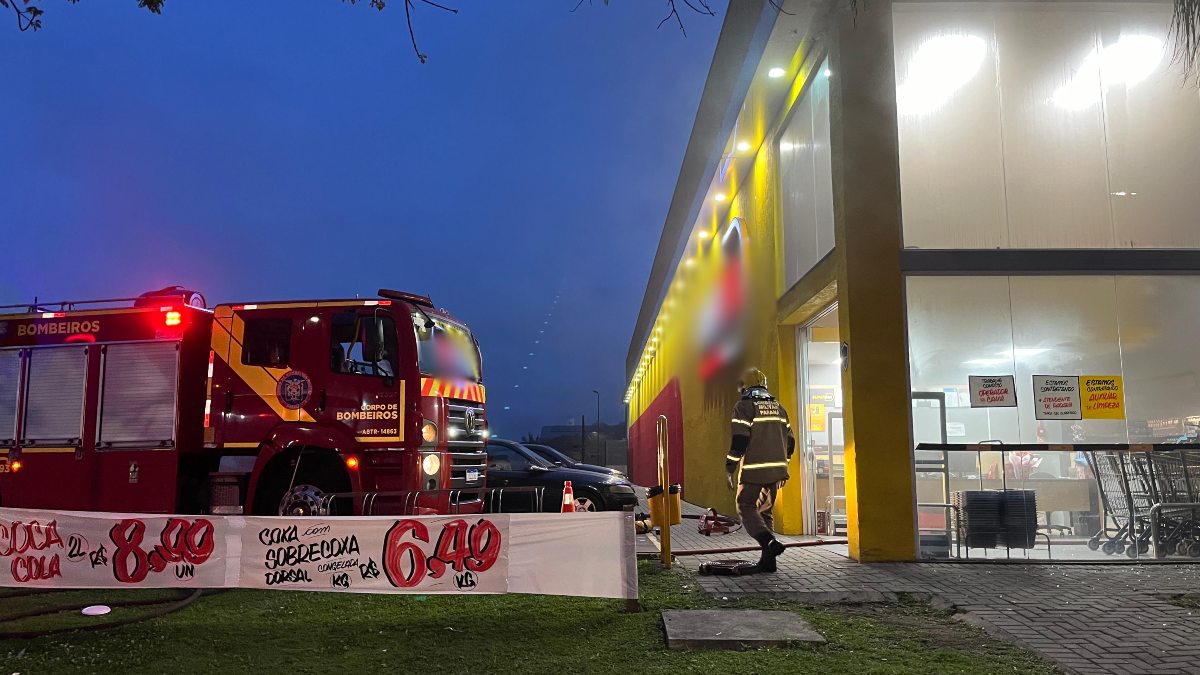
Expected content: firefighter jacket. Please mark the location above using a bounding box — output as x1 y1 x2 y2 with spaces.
726 386 795 485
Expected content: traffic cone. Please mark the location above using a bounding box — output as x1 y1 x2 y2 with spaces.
561 480 575 513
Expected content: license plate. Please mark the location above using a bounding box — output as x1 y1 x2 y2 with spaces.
466 469 480 483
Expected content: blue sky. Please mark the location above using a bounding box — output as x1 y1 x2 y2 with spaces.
0 0 724 437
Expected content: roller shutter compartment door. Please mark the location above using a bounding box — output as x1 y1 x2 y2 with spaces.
98 342 179 448
0 350 19 444
23 346 87 444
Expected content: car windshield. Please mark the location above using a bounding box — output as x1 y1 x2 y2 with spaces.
529 445 573 465
414 313 482 382
487 443 552 470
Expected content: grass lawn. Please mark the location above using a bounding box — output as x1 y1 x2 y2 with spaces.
1 563 1057 674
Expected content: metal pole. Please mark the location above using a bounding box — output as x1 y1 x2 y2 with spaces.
593 389 601 465
657 414 671 569
581 414 586 462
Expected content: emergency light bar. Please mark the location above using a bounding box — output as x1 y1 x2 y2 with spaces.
378 289 433 307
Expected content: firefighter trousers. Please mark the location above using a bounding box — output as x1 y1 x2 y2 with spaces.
735 482 779 540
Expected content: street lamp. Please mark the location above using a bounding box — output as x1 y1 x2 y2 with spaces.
593 389 600 466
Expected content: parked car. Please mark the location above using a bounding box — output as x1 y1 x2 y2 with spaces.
484 439 637 512
522 443 627 479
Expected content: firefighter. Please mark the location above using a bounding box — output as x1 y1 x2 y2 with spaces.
726 367 795 573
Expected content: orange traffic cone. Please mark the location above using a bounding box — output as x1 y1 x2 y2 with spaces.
561 480 575 513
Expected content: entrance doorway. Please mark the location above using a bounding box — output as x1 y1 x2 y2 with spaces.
797 305 845 535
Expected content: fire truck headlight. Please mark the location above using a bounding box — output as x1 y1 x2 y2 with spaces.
421 421 438 445
422 453 441 476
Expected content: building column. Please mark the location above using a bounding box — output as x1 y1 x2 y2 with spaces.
828 0 916 561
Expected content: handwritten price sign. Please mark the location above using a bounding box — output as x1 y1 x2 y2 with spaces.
242 515 510 594
0 511 226 588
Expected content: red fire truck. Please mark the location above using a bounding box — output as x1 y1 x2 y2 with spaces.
0 286 488 517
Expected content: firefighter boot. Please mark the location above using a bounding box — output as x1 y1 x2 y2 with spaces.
753 532 786 573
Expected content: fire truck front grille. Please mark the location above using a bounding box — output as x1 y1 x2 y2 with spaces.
446 401 486 449
448 451 487 490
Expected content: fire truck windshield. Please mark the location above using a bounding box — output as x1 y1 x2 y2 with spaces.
414 315 481 382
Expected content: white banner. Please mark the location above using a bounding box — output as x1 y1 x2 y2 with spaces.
0 509 230 588
0 509 635 599
242 515 509 594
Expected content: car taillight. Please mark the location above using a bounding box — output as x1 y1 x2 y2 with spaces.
164 310 182 326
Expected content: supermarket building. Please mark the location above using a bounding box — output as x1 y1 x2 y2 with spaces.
624 0 1200 561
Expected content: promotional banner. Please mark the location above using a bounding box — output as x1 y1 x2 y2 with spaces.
241 515 509 594
0 509 229 588
0 509 635 599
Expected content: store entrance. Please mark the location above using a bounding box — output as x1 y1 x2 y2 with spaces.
797 305 845 535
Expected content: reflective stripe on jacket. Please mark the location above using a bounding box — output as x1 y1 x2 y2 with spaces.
726 387 795 484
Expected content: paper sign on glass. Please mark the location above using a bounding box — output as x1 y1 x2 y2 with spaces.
968 375 1017 408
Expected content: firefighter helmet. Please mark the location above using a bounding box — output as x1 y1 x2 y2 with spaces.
738 367 768 393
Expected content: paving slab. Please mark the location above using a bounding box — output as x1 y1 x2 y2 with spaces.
661 609 826 650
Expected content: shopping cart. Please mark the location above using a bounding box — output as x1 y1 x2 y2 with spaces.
1087 449 1157 558
1144 449 1200 557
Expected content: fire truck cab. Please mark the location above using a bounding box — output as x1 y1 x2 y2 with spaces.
0 287 488 517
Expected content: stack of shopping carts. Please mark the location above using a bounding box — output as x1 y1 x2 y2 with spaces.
1088 447 1200 558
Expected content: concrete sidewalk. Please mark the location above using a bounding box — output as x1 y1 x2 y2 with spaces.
638 492 1200 675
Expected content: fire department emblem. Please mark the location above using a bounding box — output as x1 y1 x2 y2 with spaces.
277 370 312 410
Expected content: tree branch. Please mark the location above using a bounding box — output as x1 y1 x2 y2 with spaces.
1 0 44 32
1172 0 1200 83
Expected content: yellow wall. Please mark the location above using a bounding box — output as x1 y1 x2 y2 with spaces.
627 108 807 534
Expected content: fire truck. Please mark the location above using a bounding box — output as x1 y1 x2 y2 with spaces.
0 286 488 517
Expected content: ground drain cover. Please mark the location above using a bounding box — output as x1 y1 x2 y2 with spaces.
662 609 825 650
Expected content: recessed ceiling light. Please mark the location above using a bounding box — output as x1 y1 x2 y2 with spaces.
768 67 786 78
715 193 727 202
736 141 751 152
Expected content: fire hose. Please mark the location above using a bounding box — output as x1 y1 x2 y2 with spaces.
637 509 849 556
0 588 207 640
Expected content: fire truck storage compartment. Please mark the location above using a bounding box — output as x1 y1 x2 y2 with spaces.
97 342 179 448
0 350 19 444
23 346 87 445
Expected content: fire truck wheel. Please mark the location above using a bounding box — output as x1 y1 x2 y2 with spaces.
253 451 350 516
572 488 603 513
279 483 331 517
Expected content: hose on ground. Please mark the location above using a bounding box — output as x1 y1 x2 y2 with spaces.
0 588 207 640
667 538 849 557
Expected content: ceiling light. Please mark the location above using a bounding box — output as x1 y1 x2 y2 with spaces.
1053 34 1164 110
714 193 727 203
698 230 710 240
736 141 751 152
896 34 987 115
964 358 1009 366
685 258 695 268
779 142 794 152
768 67 786 78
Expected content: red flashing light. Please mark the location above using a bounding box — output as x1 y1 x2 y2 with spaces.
9 461 21 473
378 300 392 306
164 311 182 327
344 456 360 470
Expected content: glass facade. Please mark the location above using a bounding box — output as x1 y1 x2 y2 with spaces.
907 275 1200 446
897 2 1200 561
778 60 834 289
894 2 1200 249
